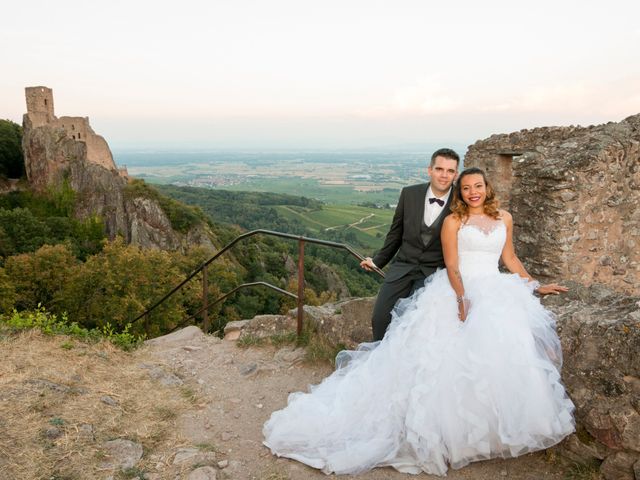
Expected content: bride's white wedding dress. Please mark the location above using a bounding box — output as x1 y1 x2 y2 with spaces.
263 215 575 476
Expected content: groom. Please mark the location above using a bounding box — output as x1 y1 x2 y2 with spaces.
361 148 460 341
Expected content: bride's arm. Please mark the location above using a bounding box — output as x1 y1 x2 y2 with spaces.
500 210 568 295
441 215 468 320
499 211 532 279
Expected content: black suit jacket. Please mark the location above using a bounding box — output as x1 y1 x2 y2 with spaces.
372 183 452 282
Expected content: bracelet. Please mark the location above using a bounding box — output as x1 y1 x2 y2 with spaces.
456 295 465 305
527 280 540 293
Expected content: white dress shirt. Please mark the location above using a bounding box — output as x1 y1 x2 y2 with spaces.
424 186 451 227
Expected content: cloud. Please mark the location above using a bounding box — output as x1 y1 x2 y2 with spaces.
355 74 640 123
391 78 462 114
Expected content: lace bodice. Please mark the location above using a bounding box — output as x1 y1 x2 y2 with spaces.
457 215 506 279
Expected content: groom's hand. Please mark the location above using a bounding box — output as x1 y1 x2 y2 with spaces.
360 257 376 272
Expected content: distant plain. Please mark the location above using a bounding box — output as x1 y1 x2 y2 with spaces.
117 151 436 249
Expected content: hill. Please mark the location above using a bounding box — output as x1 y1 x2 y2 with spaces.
156 185 394 252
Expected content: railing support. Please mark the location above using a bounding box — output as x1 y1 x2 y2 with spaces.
202 264 209 333
297 238 305 337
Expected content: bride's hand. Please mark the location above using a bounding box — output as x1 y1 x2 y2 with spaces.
536 283 569 296
457 297 470 321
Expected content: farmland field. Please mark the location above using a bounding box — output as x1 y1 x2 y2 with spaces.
275 204 394 249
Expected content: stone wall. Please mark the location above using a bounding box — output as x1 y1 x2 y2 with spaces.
464 114 640 296
55 116 116 171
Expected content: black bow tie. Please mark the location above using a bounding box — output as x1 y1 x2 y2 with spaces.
429 197 444 207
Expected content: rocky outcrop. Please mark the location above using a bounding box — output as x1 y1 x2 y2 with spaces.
464 114 640 296
21 89 217 252
544 283 640 479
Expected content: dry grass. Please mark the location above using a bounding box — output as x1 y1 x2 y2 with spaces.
0 330 192 479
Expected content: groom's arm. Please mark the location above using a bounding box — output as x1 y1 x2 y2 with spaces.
372 187 406 269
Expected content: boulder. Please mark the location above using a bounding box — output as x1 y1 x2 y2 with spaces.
99 439 143 470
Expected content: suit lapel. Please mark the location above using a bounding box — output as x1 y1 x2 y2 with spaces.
416 183 429 229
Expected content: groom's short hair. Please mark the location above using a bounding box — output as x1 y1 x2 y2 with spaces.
430 148 460 166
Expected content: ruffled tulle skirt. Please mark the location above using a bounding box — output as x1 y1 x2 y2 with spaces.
263 270 575 476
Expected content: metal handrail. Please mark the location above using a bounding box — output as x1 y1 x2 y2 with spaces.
171 281 298 333
131 229 384 335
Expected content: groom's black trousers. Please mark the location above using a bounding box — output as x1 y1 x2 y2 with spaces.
371 269 431 341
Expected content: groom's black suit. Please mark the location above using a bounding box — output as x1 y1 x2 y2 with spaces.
371 182 452 341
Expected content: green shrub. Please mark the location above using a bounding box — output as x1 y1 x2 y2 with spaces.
0 306 144 351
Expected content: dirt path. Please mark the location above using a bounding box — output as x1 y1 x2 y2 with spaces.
325 214 375 232
143 328 568 480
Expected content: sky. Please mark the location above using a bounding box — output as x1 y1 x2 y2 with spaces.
2 0 640 150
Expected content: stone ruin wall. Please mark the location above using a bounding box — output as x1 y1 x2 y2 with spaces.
54 116 116 172
464 115 640 296
23 86 123 186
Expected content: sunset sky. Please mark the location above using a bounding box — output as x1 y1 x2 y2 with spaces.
2 0 639 149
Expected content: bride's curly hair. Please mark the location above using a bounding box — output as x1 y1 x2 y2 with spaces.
450 167 501 221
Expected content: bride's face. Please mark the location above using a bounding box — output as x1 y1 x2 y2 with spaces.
460 174 486 209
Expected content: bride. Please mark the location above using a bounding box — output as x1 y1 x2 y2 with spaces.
263 168 575 476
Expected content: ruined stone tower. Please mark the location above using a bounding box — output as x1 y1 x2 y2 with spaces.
25 86 55 127
23 86 125 190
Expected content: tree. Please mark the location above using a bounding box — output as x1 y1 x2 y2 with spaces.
3 244 78 311
0 267 16 314
57 238 205 335
0 119 25 178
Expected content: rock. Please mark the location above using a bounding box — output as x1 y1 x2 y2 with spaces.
78 423 95 442
25 378 87 395
273 347 305 365
289 297 375 347
236 315 297 340
239 363 257 376
144 326 206 347
187 466 217 480
311 262 350 298
170 446 216 466
601 451 639 480
183 345 202 352
100 439 143 470
223 320 250 340
559 432 609 464
100 395 119 407
138 364 183 386
633 459 640 479
44 427 62 439
217 460 228 468
552 288 640 460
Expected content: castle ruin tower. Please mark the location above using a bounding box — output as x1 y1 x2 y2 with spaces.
25 86 54 127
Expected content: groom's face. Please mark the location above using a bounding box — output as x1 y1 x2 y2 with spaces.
428 156 458 196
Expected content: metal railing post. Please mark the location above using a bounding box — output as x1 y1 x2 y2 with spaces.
202 264 209 333
297 238 305 337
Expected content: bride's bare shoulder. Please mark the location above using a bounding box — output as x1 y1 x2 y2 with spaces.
499 209 513 224
443 214 462 230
